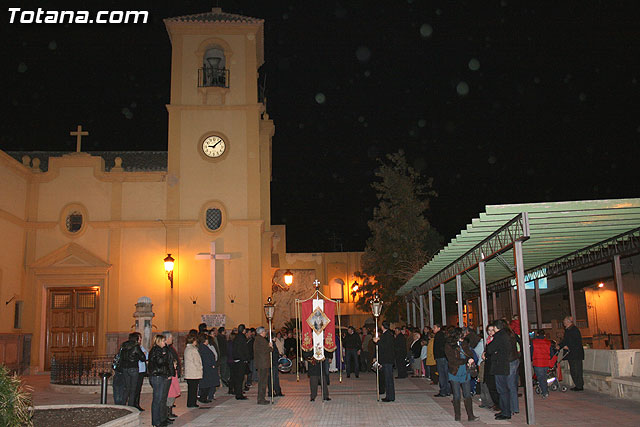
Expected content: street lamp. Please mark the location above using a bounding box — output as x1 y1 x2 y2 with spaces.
370 294 383 401
164 254 175 288
283 270 293 286
264 296 275 404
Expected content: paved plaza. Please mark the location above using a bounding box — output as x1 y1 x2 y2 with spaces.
26 371 640 426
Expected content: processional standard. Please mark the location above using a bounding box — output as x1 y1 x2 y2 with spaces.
295 279 343 383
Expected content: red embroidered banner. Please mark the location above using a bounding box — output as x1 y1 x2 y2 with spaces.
299 299 337 357
323 300 337 352
300 299 314 352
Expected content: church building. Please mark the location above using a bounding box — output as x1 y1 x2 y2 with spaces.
0 8 366 373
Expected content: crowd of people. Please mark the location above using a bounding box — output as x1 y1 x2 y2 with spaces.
111 314 584 425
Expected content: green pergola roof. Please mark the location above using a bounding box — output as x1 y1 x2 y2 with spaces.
398 198 640 296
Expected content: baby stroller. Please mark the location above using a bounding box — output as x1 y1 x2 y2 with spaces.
534 348 569 394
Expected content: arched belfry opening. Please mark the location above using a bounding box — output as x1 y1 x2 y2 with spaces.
200 46 228 88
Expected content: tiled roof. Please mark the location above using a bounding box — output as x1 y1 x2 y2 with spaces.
165 8 263 25
7 151 167 172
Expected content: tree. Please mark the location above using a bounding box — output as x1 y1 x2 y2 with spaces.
355 151 441 321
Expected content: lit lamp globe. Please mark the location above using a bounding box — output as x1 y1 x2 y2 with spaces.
283 270 293 286
370 295 383 318
164 254 175 272
264 296 275 320
164 254 175 288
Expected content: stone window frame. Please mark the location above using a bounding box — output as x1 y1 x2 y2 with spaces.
59 203 89 238
200 200 227 235
195 38 233 103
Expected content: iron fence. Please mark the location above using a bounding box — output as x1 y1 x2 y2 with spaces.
198 67 229 88
50 354 114 385
50 354 187 385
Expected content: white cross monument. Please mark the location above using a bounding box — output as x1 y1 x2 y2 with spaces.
196 241 232 312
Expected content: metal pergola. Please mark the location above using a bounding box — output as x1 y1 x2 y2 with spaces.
397 198 640 425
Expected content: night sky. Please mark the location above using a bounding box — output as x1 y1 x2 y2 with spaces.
2 0 640 252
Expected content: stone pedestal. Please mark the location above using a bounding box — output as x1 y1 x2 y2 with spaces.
133 297 154 351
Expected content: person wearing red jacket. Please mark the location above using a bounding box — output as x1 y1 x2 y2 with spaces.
531 330 553 397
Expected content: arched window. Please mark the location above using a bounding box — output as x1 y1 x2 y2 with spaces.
200 47 228 88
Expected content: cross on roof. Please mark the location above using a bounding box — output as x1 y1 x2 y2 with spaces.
70 125 89 152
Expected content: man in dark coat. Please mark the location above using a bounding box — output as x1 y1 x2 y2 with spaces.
374 321 395 401
394 328 408 379
559 316 584 391
216 327 230 385
117 332 147 407
232 324 250 400
253 326 272 405
343 326 362 378
197 334 217 403
303 349 332 401
487 319 519 420
433 324 451 397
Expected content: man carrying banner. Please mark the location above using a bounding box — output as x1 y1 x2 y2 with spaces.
303 349 332 401
299 291 338 402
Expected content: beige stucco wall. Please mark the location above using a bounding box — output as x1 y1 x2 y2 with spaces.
0 154 29 332
121 181 166 219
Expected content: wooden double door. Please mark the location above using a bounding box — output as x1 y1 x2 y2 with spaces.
46 287 99 370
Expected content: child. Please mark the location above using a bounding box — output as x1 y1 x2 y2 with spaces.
420 339 429 378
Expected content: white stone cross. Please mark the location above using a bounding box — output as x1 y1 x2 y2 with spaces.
196 241 231 312
70 125 89 152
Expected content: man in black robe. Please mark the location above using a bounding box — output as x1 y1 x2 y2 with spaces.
231 324 250 400
373 321 395 401
394 328 408 378
303 349 332 401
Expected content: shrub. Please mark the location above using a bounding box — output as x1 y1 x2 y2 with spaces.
0 365 33 426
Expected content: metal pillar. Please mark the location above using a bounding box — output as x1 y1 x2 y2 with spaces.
428 290 434 328
534 279 543 328
440 283 446 325
492 291 498 321
419 295 425 329
479 261 489 340
456 275 464 326
406 300 411 325
514 240 535 425
613 255 629 349
412 300 417 326
566 269 577 322
510 285 518 317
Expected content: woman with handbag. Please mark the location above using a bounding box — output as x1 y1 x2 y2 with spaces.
444 327 479 422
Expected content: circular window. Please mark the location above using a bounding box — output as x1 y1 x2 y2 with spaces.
205 208 222 231
65 211 83 233
59 203 89 238
200 201 227 234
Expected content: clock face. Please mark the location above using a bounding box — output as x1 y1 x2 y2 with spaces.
202 135 226 158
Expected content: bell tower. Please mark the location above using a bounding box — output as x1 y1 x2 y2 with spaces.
163 8 275 328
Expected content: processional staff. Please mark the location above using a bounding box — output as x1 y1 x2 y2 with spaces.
264 297 276 404
370 294 383 402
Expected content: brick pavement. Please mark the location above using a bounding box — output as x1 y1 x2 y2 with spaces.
25 370 640 426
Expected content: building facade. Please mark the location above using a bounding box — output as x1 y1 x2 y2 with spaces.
0 9 365 373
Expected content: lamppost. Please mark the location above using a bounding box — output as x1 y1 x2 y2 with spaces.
164 254 175 288
370 294 383 401
264 296 275 404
